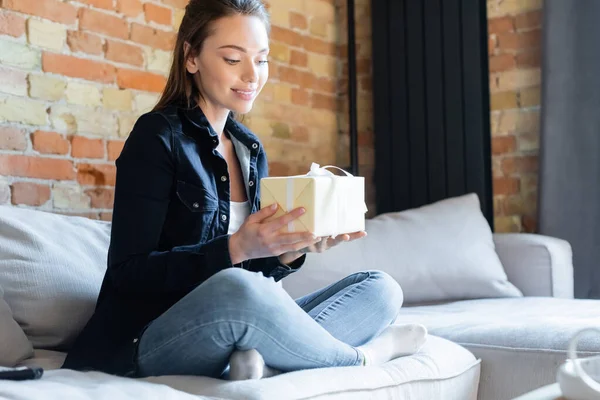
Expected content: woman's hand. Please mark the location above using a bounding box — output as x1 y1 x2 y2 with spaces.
228 203 321 265
278 230 367 265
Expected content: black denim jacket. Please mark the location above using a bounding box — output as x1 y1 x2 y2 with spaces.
61 103 305 376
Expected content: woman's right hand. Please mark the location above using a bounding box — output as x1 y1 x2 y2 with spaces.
228 203 321 264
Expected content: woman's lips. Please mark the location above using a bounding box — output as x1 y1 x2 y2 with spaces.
232 89 256 101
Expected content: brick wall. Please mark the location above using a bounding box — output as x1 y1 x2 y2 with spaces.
0 0 342 220
0 0 543 228
488 0 542 232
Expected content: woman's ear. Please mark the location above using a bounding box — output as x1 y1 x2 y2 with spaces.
184 41 199 74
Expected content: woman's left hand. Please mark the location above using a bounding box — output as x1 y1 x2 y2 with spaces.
278 231 367 265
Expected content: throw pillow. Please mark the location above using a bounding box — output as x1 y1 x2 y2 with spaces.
282 193 523 303
0 285 33 366
0 205 110 349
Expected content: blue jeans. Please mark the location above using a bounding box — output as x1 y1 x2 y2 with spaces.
135 268 404 378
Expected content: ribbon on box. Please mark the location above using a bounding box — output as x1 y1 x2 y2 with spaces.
286 163 368 237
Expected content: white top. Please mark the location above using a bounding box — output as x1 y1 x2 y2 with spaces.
227 200 251 235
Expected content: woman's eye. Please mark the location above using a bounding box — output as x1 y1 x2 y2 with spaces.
224 58 240 65
257 60 269 65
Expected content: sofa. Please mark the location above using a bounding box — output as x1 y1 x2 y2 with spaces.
0 193 599 400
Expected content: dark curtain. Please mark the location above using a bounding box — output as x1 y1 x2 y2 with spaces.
371 0 494 226
538 0 600 298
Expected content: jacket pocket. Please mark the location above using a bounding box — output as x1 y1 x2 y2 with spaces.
175 180 219 212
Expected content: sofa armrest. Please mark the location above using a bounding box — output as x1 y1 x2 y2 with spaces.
493 233 574 298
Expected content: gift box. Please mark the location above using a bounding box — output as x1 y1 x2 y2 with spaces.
260 163 368 237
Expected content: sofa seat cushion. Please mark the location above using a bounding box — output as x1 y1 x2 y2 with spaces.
16 336 480 400
394 297 600 399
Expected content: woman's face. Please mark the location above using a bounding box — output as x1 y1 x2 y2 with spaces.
187 15 270 115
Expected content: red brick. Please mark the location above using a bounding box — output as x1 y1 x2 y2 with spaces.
358 130 374 146
67 31 104 55
290 50 307 67
492 135 517 155
79 8 129 40
291 88 309 106
488 37 495 55
105 40 144 67
303 36 336 56
0 11 26 37
515 11 542 31
268 162 290 176
0 126 27 150
497 30 541 51
301 71 318 89
161 0 188 8
356 58 371 74
78 0 113 9
11 182 51 206
501 155 538 175
291 125 309 142
311 92 336 111
117 0 143 17
271 26 303 47
1 0 77 25
278 66 302 85
77 163 116 186
516 50 541 68
493 177 520 195
290 12 307 30
32 130 69 155
107 140 125 161
489 54 515 72
315 77 335 93
43 52 116 83
488 16 514 34
0 155 75 180
359 76 371 92
117 68 166 93
85 187 114 209
130 23 175 51
71 136 105 159
522 215 537 233
144 3 172 25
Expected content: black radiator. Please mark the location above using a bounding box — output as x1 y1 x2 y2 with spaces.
370 0 494 228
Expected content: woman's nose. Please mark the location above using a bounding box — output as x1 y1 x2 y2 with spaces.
242 62 259 83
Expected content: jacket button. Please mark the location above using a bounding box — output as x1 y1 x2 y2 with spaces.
192 202 199 208
133 338 139 343
252 143 258 149
221 214 227 221
221 176 227 182
249 181 254 187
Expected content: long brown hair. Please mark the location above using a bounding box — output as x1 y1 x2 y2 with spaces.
153 0 270 111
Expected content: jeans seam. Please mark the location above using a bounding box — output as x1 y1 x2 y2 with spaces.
312 271 373 323
137 319 344 368
299 271 370 312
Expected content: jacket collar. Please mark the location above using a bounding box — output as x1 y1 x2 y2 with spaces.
180 102 260 150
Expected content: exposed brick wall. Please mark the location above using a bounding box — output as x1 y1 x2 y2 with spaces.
0 0 342 220
488 0 542 232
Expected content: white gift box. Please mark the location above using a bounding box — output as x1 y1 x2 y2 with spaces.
260 163 368 237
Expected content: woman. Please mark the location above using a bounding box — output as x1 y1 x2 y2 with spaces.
62 0 427 380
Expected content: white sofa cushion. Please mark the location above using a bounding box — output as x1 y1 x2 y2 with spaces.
0 285 33 366
395 297 600 400
11 336 478 400
283 193 522 303
0 205 110 349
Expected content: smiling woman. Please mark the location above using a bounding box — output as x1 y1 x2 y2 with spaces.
61 0 417 383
